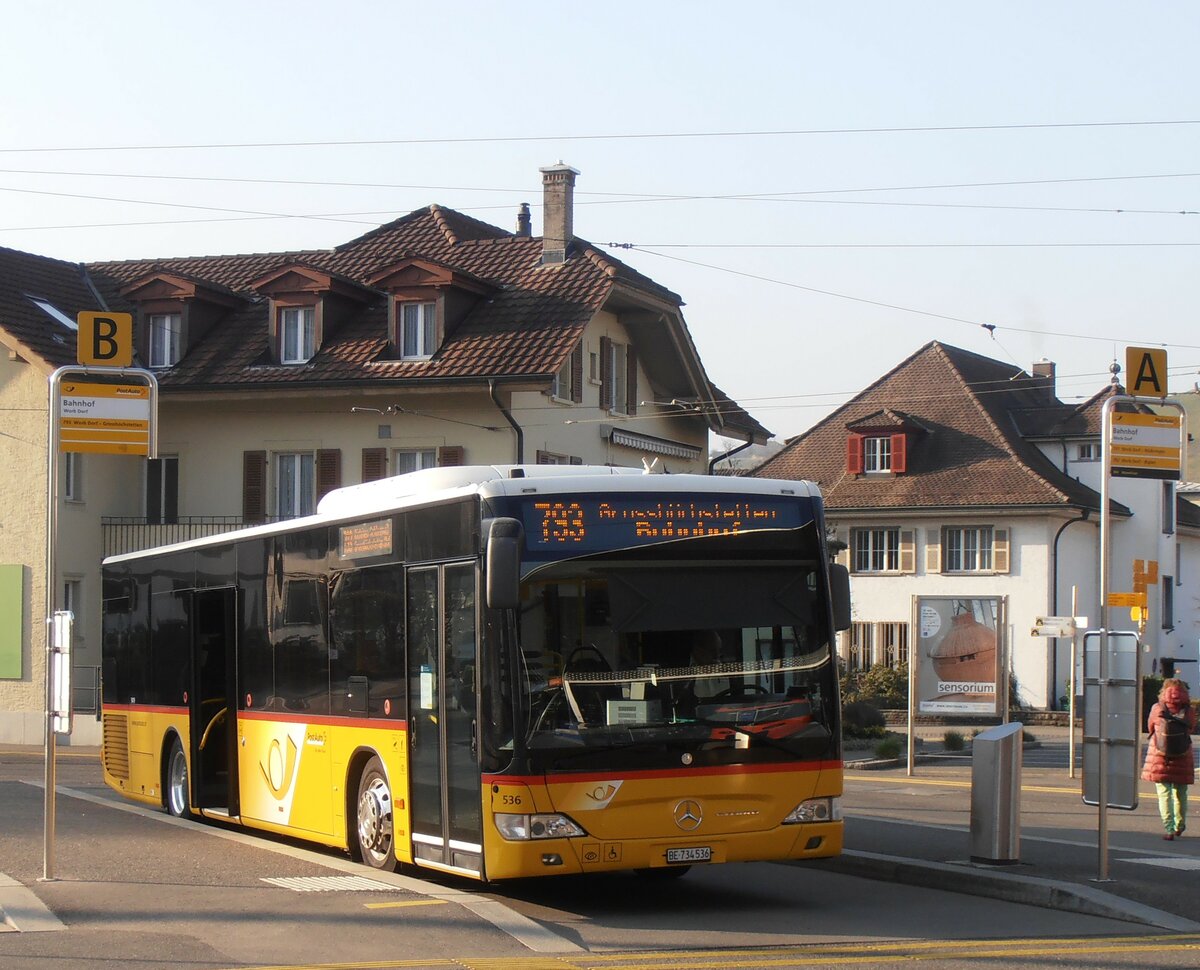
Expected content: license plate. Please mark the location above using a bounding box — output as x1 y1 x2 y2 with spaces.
666 846 711 864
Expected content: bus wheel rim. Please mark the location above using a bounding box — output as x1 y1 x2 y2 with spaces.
169 748 187 815
358 778 392 863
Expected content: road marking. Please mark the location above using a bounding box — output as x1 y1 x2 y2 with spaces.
28 782 583 954
262 875 401 893
0 872 66 933
1120 857 1200 870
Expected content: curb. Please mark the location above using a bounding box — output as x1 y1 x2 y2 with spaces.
809 849 1200 932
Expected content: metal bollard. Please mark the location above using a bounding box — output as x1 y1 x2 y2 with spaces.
969 721 1022 864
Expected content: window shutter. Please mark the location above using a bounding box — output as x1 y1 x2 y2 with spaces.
599 335 613 409
924 528 941 574
891 433 907 473
316 449 341 502
536 450 552 464
571 344 584 403
992 527 1010 573
361 447 387 483
569 455 584 465
846 434 864 474
438 445 464 467
626 346 638 415
899 530 915 573
242 450 267 523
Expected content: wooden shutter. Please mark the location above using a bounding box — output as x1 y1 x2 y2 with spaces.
599 335 613 409
571 344 584 403
891 433 907 473
899 529 915 573
626 346 638 415
361 447 387 483
438 445 464 467
924 528 941 574
992 528 1010 573
316 449 341 502
535 450 552 464
846 434 864 474
242 450 267 523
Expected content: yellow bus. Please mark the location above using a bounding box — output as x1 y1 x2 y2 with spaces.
101 465 850 880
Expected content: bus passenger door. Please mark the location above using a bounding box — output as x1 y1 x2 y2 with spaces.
407 563 483 875
190 587 239 814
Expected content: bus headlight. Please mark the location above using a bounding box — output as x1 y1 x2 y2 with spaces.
494 812 587 841
782 796 842 825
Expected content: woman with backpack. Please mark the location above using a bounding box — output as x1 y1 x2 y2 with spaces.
1141 678 1197 840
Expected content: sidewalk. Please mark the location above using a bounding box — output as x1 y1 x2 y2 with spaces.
830 723 1200 930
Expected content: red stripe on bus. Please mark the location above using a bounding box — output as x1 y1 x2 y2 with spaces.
102 703 187 716
236 710 407 731
484 760 843 786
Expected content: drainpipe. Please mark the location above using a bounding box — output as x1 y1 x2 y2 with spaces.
1051 509 1091 709
489 379 523 464
709 440 753 475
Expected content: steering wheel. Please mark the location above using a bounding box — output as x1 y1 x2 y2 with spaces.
565 644 611 672
712 683 770 701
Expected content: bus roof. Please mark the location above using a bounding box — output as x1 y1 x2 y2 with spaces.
103 465 821 565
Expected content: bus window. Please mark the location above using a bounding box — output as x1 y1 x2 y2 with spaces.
329 566 406 719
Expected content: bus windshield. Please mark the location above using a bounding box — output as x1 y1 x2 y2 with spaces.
513 559 837 772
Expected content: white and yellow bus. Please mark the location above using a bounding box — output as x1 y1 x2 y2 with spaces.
101 465 850 880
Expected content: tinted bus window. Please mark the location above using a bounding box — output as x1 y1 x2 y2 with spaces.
238 539 271 711
406 500 474 562
270 529 329 715
329 565 406 719
197 544 236 589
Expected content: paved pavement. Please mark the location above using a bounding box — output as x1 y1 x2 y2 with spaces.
4 723 1199 939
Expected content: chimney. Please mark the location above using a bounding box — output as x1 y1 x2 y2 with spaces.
515 202 531 237
539 162 579 265
1031 359 1056 400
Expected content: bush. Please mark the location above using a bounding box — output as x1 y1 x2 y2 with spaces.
842 700 885 731
842 663 908 709
943 730 965 751
874 736 901 760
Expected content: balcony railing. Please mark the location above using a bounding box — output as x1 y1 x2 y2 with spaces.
101 516 267 557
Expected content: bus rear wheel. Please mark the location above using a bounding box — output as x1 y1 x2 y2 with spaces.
356 757 397 870
165 738 192 819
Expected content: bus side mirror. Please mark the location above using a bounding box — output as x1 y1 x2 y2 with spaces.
485 517 523 610
829 563 851 632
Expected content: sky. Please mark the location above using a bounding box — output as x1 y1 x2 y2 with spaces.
2 2 1198 444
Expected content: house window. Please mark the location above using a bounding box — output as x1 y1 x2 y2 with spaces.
864 436 892 473
276 452 315 518
881 622 909 667
1162 481 1175 535
63 578 83 639
609 340 628 414
848 622 873 671
1077 442 1100 462
1162 577 1175 631
63 452 82 502
400 302 437 359
148 313 181 368
393 448 436 475
943 526 994 572
852 527 900 573
280 306 316 364
146 456 179 524
588 347 601 384
552 357 574 401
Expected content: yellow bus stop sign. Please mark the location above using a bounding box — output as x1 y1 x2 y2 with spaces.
1125 346 1167 397
77 311 133 367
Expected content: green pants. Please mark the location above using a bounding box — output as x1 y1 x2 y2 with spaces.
1156 782 1189 834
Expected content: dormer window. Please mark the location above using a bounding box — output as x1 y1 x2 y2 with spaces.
280 306 316 364
148 313 181 368
847 431 908 474
864 436 891 472
400 301 437 359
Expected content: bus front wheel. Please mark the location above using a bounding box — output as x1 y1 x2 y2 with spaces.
165 739 192 819
356 757 397 870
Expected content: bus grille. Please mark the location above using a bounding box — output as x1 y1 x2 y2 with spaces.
102 713 130 780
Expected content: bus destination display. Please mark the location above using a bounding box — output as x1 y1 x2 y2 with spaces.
339 519 393 560
520 494 807 552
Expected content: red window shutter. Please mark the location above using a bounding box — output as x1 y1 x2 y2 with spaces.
846 434 864 474
361 447 386 483
891 433 907 473
599 336 613 409
626 346 638 416
438 445 464 467
242 450 267 523
571 344 584 403
316 449 342 501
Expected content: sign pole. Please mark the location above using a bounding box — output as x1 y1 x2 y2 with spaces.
1069 586 1078 781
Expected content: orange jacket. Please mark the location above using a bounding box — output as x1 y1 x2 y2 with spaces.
1141 701 1197 785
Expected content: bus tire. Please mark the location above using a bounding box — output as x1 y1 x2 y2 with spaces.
635 865 690 879
165 738 192 820
355 756 397 871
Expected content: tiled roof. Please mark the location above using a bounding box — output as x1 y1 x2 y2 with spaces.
0 246 97 370
0 206 764 440
753 341 1124 514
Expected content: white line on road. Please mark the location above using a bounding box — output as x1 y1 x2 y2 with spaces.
0 872 67 933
